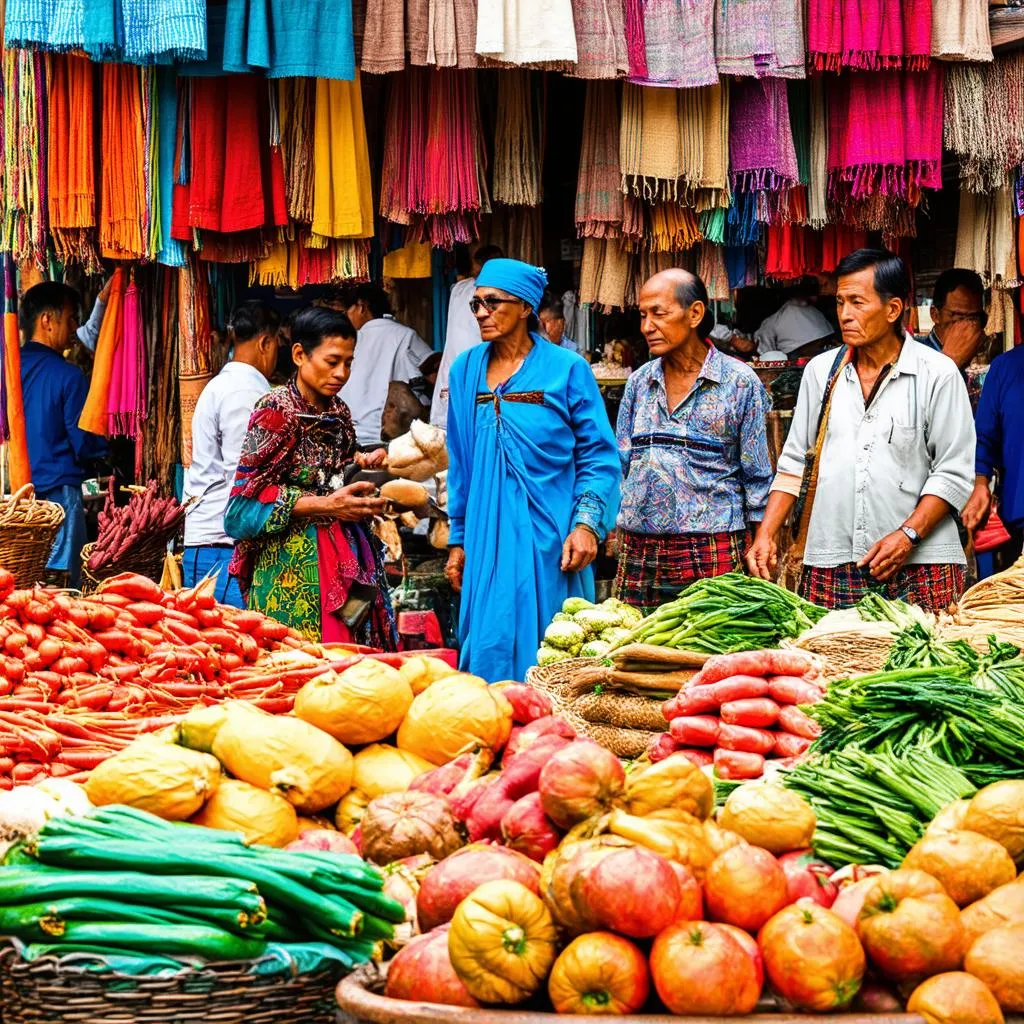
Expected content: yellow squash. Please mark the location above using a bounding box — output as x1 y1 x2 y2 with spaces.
191 779 298 847
351 744 434 799
623 754 713 820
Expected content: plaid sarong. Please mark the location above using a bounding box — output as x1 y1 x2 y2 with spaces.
800 562 966 613
614 529 751 613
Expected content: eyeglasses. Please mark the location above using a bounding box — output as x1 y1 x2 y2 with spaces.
469 297 523 315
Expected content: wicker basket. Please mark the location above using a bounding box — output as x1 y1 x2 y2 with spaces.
80 535 170 594
0 484 65 588
0 943 343 1024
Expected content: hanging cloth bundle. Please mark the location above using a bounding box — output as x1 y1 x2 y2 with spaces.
714 0 805 79
565 0 627 79
106 274 146 439
807 0 932 73
99 63 148 259
492 70 542 206
631 0 715 88
79 267 126 436
575 81 623 238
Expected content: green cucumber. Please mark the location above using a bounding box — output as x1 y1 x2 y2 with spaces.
58 922 266 960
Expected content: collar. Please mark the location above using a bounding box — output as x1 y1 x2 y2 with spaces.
845 334 920 380
650 344 723 389
221 360 268 384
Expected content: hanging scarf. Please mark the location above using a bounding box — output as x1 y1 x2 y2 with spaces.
361 0 407 72
807 0 931 72
566 0 627 79
99 63 148 259
107 275 146 438
278 78 316 223
474 0 578 67
827 67 944 210
729 78 799 194
820 225 868 272
492 70 542 206
311 75 374 240
631 0 715 88
764 223 821 280
698 240 729 300
681 82 728 199
575 81 623 238
715 0 805 79
646 202 702 252
579 236 630 310
932 0 991 63
79 267 126 436
619 83 683 198
1 258 30 490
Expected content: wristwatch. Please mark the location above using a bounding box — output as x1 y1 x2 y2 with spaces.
900 525 921 546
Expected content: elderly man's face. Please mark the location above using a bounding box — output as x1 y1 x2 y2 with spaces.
538 311 565 344
637 277 701 357
931 285 984 342
835 267 903 348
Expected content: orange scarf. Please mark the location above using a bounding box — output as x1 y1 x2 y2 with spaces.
99 65 147 259
78 268 126 436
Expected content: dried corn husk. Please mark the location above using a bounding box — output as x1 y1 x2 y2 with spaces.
956 555 1024 620
571 692 667 732
610 644 710 670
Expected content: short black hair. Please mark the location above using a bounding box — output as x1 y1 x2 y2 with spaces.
349 283 391 319
673 272 714 341
227 301 281 344
835 248 910 304
474 244 504 266
290 306 357 356
19 281 80 337
539 295 564 319
933 268 984 310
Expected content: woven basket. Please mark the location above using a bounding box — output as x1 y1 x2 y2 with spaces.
0 943 343 1024
80 535 170 594
0 484 65 588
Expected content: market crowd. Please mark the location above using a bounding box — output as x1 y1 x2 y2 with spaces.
20 248 1023 683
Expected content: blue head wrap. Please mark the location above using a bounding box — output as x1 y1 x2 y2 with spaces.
475 259 548 312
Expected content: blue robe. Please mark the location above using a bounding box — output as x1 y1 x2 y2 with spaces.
447 337 621 682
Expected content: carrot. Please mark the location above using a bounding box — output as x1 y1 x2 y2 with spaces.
696 651 774 686
767 650 817 678
225 610 264 634
22 599 55 626
4 632 28 656
767 676 824 706
716 723 776 755
675 748 713 768
668 715 720 747
22 623 46 647
254 618 290 642
663 683 718 720
774 733 812 758
710 675 769 704
195 608 224 629
719 697 781 728
124 602 167 627
778 705 821 740
714 749 765 780
35 637 64 668
51 657 89 677
97 573 164 603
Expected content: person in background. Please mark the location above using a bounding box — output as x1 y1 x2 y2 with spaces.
754 277 835 361
747 249 975 612
342 283 433 448
74 277 114 354
19 282 107 588
444 258 620 681
921 268 987 372
225 307 395 647
430 244 505 429
615 270 773 612
539 295 582 355
182 301 282 607
962 343 1024 567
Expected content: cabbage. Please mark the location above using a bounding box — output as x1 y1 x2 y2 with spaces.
551 612 572 623
580 639 612 658
601 599 643 627
537 645 571 666
544 621 587 651
562 597 595 615
574 607 623 634
600 627 634 646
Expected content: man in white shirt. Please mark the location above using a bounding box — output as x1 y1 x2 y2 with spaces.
342 284 434 448
182 301 281 606
754 278 835 360
747 249 975 612
430 245 504 429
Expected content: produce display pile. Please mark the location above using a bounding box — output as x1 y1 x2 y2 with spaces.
538 597 641 664
86 480 188 573
2 803 400 966
650 648 824 780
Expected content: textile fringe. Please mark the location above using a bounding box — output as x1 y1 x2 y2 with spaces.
279 78 315 223
177 257 213 378
2 49 46 265
493 71 542 206
100 63 148 259
575 81 623 237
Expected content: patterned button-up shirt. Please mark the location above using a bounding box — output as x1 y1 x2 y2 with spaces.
616 347 774 535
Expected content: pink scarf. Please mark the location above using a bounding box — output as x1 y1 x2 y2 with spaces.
106 279 146 440
808 0 931 71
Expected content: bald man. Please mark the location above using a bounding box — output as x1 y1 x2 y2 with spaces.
613 269 774 612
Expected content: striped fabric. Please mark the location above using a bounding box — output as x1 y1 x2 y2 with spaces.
800 562 966 613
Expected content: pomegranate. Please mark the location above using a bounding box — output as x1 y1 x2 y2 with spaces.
705 844 788 933
907 971 1005 1024
501 792 562 863
385 925 480 1007
857 869 965 983
759 899 865 1011
503 715 576 763
416 844 540 932
538 740 625 829
581 846 683 939
650 921 761 1015
779 849 838 907
668 861 703 921
548 932 650 1015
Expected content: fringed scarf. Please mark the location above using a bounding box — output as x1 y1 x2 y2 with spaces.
311 76 374 241
682 82 728 201
579 236 630 311
630 0 715 88
408 0 479 68
827 67 944 210
931 0 991 64
46 53 98 269
99 63 148 259
807 78 828 229
155 66 185 267
575 81 623 238
566 0 627 79
715 0 805 79
475 0 578 66
956 187 1020 293
945 58 1024 194
493 70 543 206
2 257 31 490
250 235 371 288
361 0 407 73
79 266 125 436
2 49 46 265
107 274 146 440
807 0 931 72
177 256 212 378
278 78 315 224
729 78 799 206
646 202 702 252
698 240 730 300
764 223 819 280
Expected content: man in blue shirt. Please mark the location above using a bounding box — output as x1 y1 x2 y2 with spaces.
964 344 1024 567
19 282 107 587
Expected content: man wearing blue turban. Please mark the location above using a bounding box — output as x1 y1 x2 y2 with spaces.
444 259 621 681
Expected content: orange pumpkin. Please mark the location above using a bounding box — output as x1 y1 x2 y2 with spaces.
906 971 1004 1024
759 899 866 1011
857 870 964 983
965 924 1024 1013
547 932 650 1015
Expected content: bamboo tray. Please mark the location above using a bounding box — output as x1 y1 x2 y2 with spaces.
337 972 1022 1024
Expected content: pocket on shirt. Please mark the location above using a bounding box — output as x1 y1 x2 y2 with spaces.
888 423 928 496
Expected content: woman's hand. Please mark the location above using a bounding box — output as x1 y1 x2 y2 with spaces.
355 448 388 470
745 529 778 580
324 481 387 521
561 526 598 573
445 546 466 592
